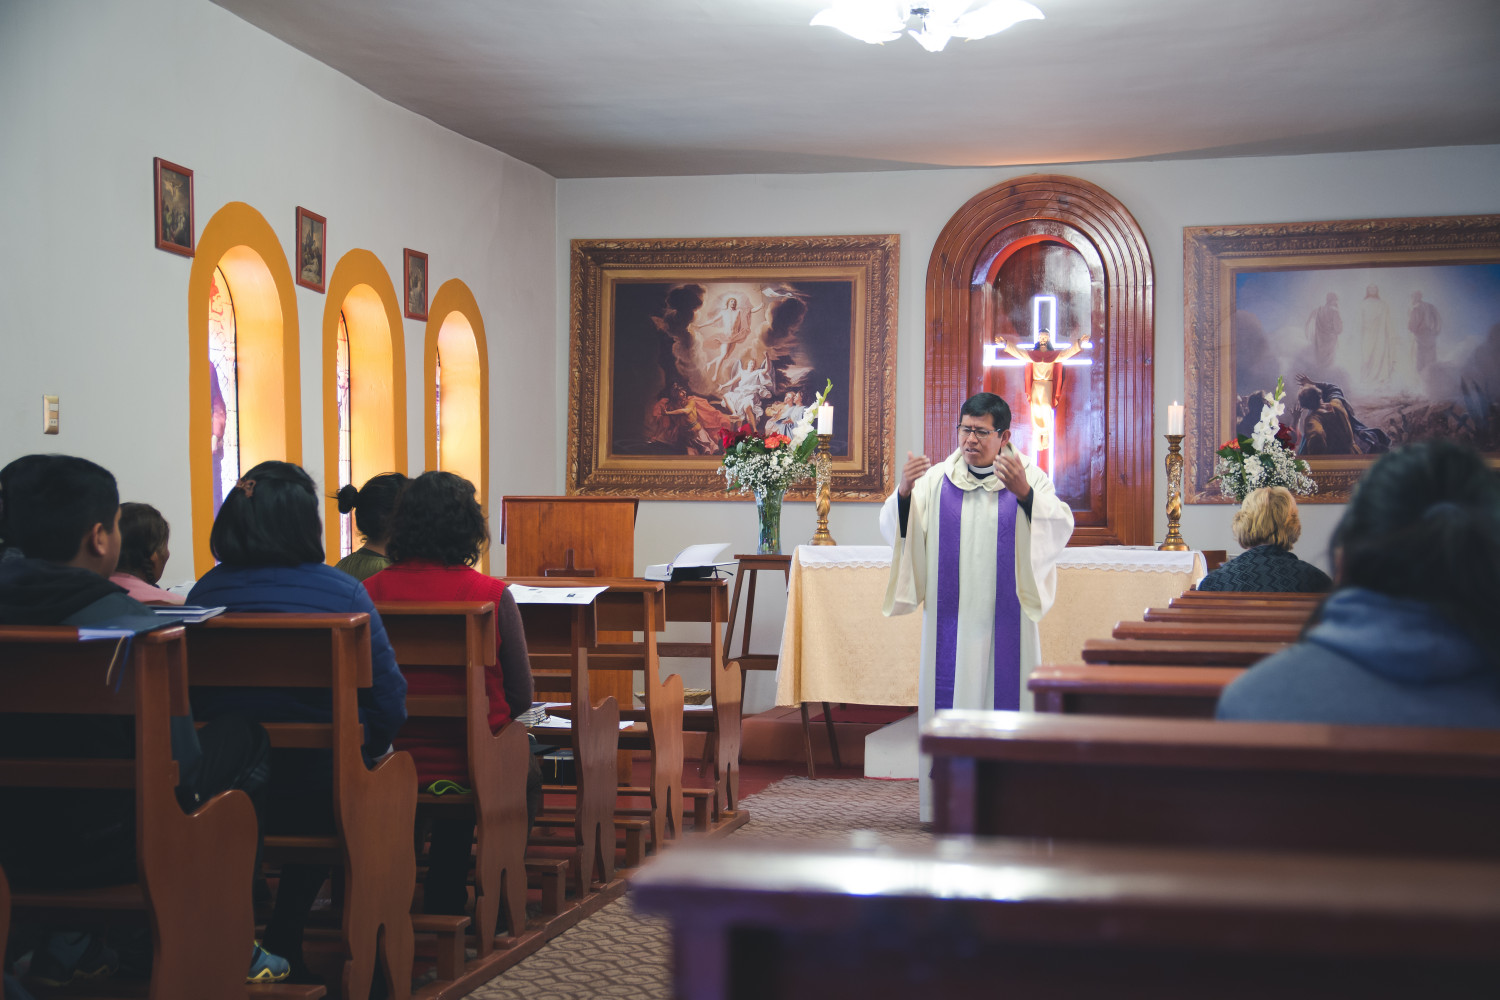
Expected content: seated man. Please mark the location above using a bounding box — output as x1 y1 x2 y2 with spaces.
0 455 285 986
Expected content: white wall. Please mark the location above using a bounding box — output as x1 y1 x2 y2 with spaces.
558 145 1500 706
0 0 557 575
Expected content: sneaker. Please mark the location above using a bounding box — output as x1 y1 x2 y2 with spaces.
27 932 119 987
247 942 290 983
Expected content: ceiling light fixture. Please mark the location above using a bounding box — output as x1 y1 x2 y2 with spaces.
811 1 1044 52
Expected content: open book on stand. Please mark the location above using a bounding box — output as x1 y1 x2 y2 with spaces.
644 543 735 582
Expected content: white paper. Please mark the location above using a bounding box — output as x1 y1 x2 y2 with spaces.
527 713 636 731
507 585 608 605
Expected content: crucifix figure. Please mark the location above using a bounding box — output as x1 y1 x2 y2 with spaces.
994 328 1091 463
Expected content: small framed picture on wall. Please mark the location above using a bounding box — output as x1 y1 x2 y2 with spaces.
153 157 194 257
404 248 428 320
295 207 327 293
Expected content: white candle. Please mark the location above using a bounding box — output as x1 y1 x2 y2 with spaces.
817 404 834 435
1167 401 1185 436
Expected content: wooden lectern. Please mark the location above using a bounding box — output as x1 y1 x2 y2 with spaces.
502 496 639 779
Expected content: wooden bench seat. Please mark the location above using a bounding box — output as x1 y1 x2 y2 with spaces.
375 602 530 953
1142 605 1312 624
1029 664 1242 717
187 613 415 1000
512 578 692 853
0 625 266 999
632 834 1500 1000
1111 619 1304 643
924 710 1500 859
1081 638 1285 666
509 596 619 897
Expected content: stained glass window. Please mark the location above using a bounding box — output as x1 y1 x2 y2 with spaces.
208 267 240 516
337 313 353 557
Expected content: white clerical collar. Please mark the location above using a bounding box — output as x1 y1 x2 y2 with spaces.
966 464 995 477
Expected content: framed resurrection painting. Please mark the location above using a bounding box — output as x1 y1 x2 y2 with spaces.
568 234 899 500
1185 214 1500 502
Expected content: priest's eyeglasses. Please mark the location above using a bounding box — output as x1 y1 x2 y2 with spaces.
956 424 994 439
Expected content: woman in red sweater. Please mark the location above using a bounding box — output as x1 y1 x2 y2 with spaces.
363 471 539 917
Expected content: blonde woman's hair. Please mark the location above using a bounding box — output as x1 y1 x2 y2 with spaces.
1232 486 1301 550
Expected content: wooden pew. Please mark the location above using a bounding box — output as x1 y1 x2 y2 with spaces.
1081 638 1285 667
1174 590 1323 605
924 710 1500 860
1029 664 1242 718
374 602 530 954
0 625 279 999
632 835 1500 1000
512 578 691 852
509 593 621 897
660 579 741 820
1111 619 1303 643
1142 605 1311 624
186 614 417 1000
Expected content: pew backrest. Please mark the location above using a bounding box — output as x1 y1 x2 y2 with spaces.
1081 638 1285 666
0 625 257 997
1029 664 1241 718
923 710 1500 859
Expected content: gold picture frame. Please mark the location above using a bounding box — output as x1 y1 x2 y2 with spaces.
568 234 899 501
1185 214 1500 503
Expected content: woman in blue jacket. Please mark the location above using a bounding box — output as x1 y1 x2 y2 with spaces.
1217 440 1500 728
190 460 406 983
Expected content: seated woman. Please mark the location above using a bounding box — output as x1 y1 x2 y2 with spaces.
109 502 186 604
363 471 539 917
1195 486 1332 593
188 461 407 981
1217 441 1500 728
333 472 408 581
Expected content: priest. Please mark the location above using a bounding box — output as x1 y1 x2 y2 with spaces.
880 392 1075 819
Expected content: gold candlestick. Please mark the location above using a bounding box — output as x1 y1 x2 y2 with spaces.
1158 433 1189 551
810 434 837 546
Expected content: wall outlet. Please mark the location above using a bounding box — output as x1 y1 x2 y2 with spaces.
43 395 59 434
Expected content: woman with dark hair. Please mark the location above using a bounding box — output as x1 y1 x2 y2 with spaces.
363 471 538 918
188 460 407 981
109 502 186 604
333 473 408 582
1217 440 1500 727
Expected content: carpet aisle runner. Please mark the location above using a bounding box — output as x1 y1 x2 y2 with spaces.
463 777 923 1000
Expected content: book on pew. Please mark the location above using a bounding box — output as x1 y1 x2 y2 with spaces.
152 605 227 624
644 542 734 582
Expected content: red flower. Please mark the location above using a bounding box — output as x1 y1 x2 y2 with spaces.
720 422 758 450
1219 438 1241 451
764 433 787 448
1274 422 1298 452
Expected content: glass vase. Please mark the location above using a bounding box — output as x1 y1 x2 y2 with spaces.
754 487 784 555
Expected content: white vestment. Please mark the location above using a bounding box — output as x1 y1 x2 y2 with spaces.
880 446 1074 820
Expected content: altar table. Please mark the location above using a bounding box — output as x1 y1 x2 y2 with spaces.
773 545 1206 708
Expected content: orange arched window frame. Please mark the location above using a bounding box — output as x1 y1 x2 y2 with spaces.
188 202 302 576
424 280 490 572
320 249 409 562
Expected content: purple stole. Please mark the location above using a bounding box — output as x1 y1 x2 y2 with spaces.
933 474 1022 711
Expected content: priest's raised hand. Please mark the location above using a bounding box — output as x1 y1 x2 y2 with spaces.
899 450 932 496
994 452 1032 501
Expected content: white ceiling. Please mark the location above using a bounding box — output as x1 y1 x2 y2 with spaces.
212 0 1500 179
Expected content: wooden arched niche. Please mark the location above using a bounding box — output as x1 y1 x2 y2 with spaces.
925 174 1154 545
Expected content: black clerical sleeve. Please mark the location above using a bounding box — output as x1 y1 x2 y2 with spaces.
1018 492 1033 521
898 491 911 537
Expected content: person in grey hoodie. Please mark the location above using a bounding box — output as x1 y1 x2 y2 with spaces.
1217 440 1500 728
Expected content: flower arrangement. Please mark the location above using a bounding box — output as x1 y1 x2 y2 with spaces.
1212 376 1318 502
717 379 830 497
